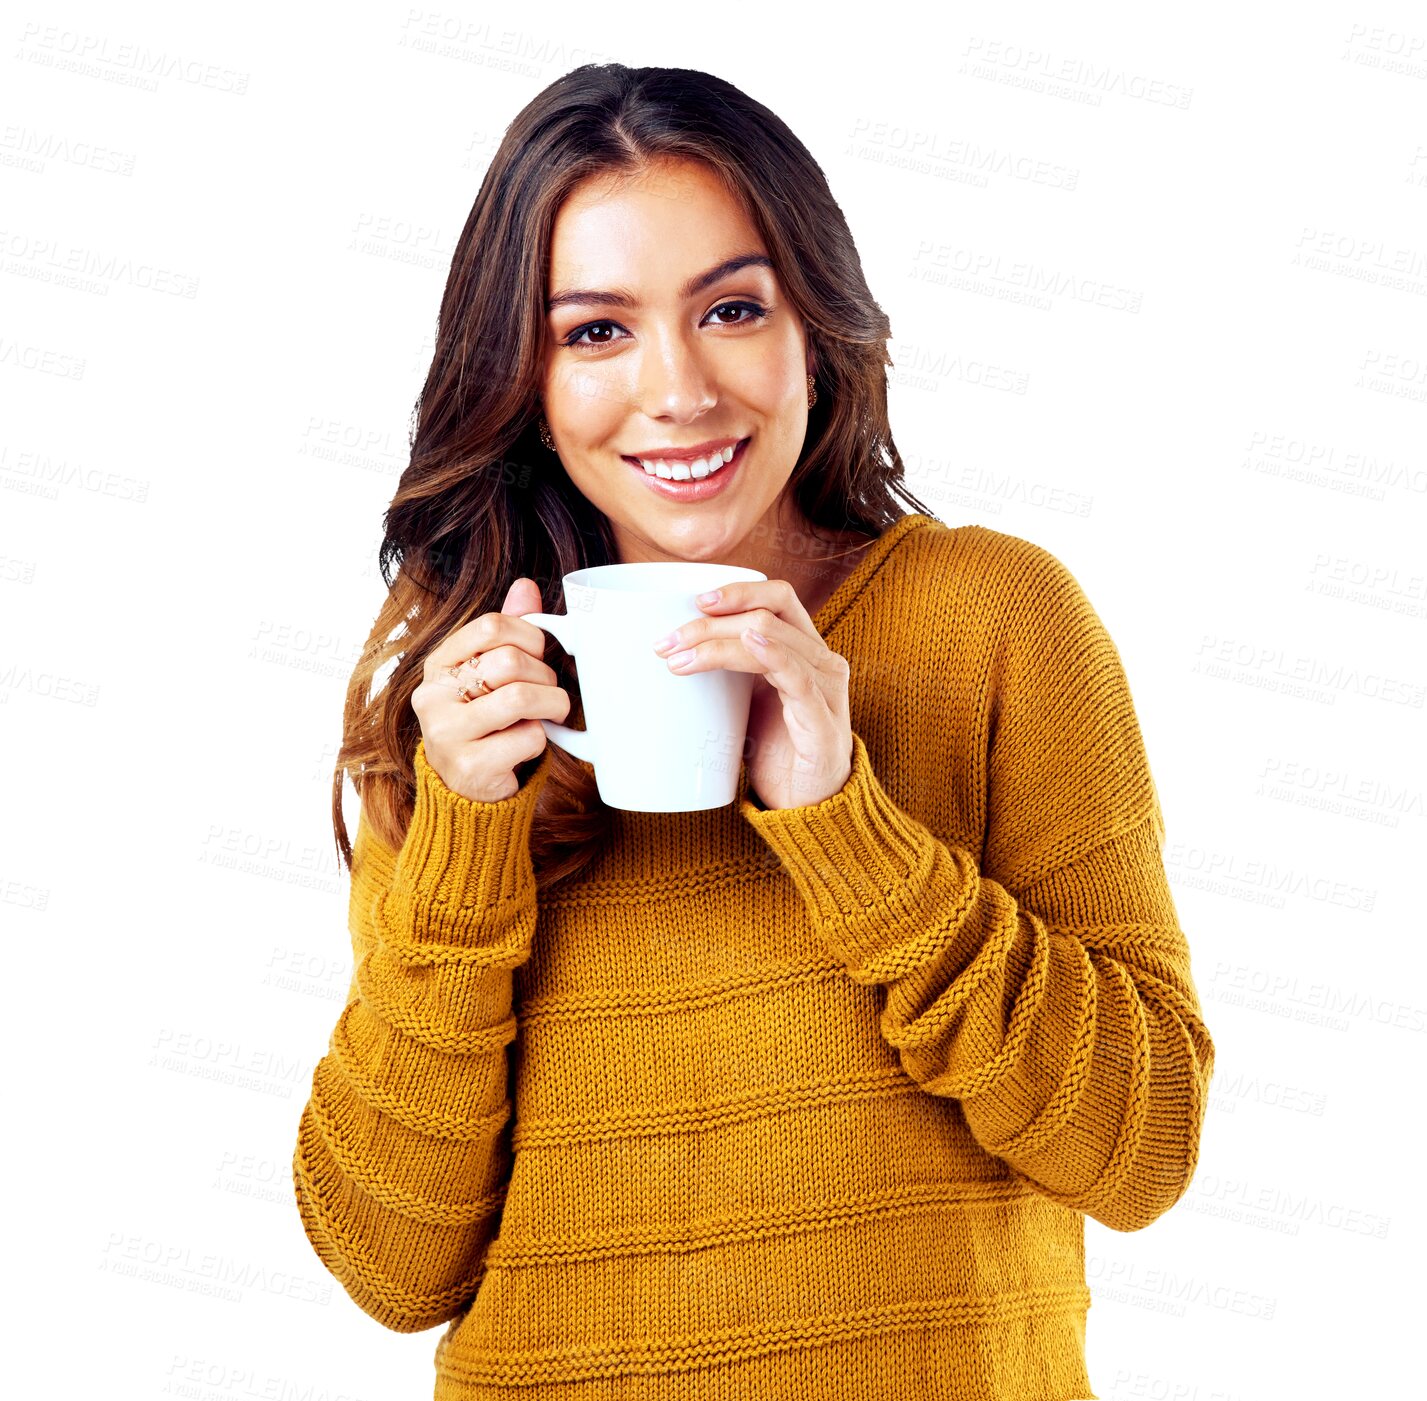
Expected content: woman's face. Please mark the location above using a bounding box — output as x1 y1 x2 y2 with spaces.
540 158 814 566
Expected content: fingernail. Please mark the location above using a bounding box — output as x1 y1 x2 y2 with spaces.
653 631 680 653
696 590 721 606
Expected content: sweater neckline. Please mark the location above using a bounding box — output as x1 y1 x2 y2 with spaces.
809 512 938 638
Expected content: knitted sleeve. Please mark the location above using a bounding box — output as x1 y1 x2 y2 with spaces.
291 739 553 1331
738 559 1214 1234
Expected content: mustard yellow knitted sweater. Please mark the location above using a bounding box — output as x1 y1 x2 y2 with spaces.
292 512 1215 1401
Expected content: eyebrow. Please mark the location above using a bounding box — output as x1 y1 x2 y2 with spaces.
546 252 774 314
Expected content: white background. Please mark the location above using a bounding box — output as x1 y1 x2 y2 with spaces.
4 2 1424 1397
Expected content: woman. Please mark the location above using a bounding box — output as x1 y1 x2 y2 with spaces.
292 63 1215 1401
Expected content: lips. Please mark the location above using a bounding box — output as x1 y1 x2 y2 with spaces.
624 435 750 500
621 436 748 475
624 435 744 464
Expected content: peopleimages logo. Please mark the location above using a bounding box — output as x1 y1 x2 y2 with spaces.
100 1232 332 1305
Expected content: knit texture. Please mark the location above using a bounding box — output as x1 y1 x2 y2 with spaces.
291 513 1215 1400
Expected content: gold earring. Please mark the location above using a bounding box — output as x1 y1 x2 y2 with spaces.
807 374 817 409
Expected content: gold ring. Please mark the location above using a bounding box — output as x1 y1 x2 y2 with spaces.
446 651 482 677
446 653 485 697
457 675 492 703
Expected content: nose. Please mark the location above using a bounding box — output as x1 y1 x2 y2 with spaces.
637 325 716 422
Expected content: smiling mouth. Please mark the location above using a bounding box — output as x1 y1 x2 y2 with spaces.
621 437 750 481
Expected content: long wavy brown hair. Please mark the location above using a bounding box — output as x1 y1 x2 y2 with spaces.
330 62 935 891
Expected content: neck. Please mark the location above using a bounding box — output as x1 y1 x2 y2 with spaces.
722 494 874 619
609 493 874 617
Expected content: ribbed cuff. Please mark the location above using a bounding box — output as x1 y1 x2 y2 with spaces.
388 739 553 943
737 731 953 970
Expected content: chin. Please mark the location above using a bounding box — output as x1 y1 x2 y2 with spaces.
654 509 750 543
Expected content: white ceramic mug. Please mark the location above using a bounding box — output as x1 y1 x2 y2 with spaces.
520 561 767 811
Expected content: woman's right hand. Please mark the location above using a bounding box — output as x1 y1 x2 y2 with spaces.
411 577 570 803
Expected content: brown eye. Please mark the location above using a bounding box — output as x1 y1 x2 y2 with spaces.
709 301 767 326
563 321 620 348
561 301 767 352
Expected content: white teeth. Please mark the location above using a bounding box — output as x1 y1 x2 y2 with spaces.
637 442 740 481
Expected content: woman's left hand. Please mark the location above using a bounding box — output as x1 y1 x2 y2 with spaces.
652 580 853 810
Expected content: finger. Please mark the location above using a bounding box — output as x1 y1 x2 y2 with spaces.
665 608 829 673
447 643 560 690
433 643 559 695
427 585 549 674
696 578 817 635
421 677 570 740
738 628 842 707
667 630 829 700
501 577 543 618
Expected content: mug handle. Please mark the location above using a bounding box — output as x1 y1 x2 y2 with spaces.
518 611 597 764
